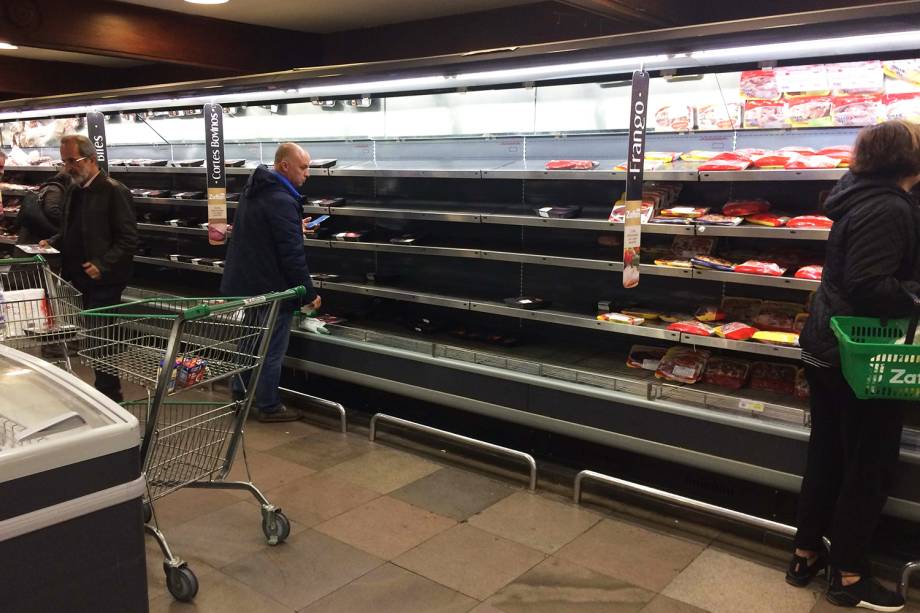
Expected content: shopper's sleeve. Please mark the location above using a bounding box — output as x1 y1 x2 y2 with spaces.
42 185 65 229
94 185 138 276
268 200 318 301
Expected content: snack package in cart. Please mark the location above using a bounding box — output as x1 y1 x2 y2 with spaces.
703 357 752 390
656 347 711 384
0 289 50 337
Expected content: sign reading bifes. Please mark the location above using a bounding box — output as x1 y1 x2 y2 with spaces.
86 111 108 175
204 103 228 246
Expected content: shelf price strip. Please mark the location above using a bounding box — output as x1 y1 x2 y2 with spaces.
620 69 649 289
204 103 228 246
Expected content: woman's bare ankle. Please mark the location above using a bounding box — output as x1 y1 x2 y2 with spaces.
794 548 818 559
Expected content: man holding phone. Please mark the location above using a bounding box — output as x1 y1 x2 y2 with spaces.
221 142 321 422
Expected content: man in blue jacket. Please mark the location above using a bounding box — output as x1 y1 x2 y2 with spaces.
221 143 321 422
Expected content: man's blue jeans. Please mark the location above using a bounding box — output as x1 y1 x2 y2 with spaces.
233 308 294 413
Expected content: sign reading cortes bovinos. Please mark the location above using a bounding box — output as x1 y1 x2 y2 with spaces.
622 70 649 289
86 111 108 175
204 103 228 246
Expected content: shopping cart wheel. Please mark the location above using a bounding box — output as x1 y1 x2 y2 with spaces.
143 502 152 524
165 564 198 602
262 510 291 545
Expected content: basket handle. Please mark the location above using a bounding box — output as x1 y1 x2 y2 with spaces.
0 255 46 266
904 287 920 346
180 286 308 320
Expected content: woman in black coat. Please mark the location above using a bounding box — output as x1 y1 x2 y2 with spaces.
789 120 920 612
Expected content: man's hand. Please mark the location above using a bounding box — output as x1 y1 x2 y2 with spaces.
301 295 322 314
38 240 50 249
82 262 101 280
302 217 314 235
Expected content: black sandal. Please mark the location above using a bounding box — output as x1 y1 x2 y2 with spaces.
785 552 827 587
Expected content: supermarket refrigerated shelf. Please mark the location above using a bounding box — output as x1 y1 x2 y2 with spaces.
134 255 223 274
699 168 847 182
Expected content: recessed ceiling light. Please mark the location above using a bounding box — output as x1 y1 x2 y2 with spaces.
184 0 229 4
0 43 18 50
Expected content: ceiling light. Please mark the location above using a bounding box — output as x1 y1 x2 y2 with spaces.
184 0 229 4
690 29 920 60
0 42 18 50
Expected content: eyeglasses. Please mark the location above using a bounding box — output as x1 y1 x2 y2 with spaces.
62 156 88 165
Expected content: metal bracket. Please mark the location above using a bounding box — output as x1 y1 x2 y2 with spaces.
369 413 537 490
899 560 919 600
279 387 347 433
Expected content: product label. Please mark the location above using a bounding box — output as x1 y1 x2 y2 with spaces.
204 103 227 246
672 365 697 380
739 399 765 413
641 359 660 371
86 111 108 175
622 70 649 289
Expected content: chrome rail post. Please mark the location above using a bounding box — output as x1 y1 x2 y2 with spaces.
279 386 347 433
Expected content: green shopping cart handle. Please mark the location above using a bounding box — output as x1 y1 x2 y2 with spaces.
181 285 308 320
0 255 46 266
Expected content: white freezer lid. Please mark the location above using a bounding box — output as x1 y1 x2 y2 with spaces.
0 345 140 483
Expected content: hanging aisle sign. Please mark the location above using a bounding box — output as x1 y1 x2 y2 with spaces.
86 111 108 175
204 103 228 246
621 70 649 289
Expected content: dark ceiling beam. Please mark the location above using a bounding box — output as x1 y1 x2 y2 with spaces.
556 0 682 28
0 0 322 72
0 56 121 95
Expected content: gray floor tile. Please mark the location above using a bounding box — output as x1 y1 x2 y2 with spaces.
260 472 381 527
391 467 516 521
640 594 711 613
241 419 326 452
224 449 316 500
148 569 292 613
266 430 374 470
149 486 242 528
299 563 477 613
395 524 545 600
222 529 383 610
487 556 655 612
319 446 442 494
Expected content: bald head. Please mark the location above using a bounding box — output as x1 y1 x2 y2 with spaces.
274 142 311 187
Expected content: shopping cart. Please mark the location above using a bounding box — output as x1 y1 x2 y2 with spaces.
830 289 920 400
0 255 82 371
79 286 306 602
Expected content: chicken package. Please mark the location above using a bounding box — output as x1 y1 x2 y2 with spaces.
787 215 833 229
666 320 715 336
794 264 823 280
885 92 920 124
703 357 752 390
696 103 742 130
743 99 786 129
779 146 817 156
694 305 726 322
694 214 744 226
671 236 716 258
752 300 803 332
752 331 799 346
741 70 780 100
827 60 884 95
795 368 810 400
721 297 763 323
784 156 841 170
645 152 682 162
680 150 721 162
545 160 598 170
626 345 668 371
656 347 712 384
752 154 795 169
745 213 789 227
714 322 758 341
654 105 692 131
597 312 645 326
750 362 798 395
832 94 883 127
786 96 833 127
735 148 771 158
882 59 920 86
733 260 788 277
723 199 771 217
659 206 710 219
690 256 735 272
775 64 830 97
697 152 753 172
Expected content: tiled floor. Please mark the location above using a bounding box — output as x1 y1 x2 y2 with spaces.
58 361 914 613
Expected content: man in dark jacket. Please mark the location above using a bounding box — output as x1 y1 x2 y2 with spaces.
221 142 321 422
42 134 138 401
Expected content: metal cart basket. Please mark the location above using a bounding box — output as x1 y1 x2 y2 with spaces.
0 255 82 370
78 286 306 602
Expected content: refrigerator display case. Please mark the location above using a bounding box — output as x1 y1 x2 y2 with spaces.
0 345 146 613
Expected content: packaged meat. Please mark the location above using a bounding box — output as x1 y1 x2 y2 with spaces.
654 105 692 131
832 94 883 127
884 92 920 124
775 65 830 97
740 70 780 100
794 264 823 280
795 368 810 400
723 199 770 217
659 206 709 219
752 331 799 346
659 312 693 323
597 312 644 326
626 345 667 371
721 297 763 323
694 305 726 322
752 300 803 332
680 150 721 162
743 99 786 129
714 322 758 341
698 152 753 171
666 320 714 336
703 357 751 390
694 214 744 226
882 60 920 86
614 160 664 172
787 215 833 229
690 256 735 272
656 347 711 384
596 234 622 248
786 96 833 127
733 260 787 277
650 216 694 225
535 205 581 219
696 103 742 130
752 154 795 169
645 152 681 162
816 145 852 156
750 362 797 395
745 213 789 227
654 258 693 269
545 160 598 170
735 148 771 158
621 308 661 320
784 155 840 170
827 60 883 95
779 146 816 156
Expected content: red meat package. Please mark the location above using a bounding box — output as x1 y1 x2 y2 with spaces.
745 213 789 227
787 215 833 229
752 154 795 169
885 92 920 124
698 152 752 172
744 99 786 129
752 301 803 332
733 260 788 277
786 96 833 127
694 305 726 322
703 357 752 390
779 146 816 156
671 236 716 258
832 94 883 127
722 297 763 323
723 199 770 217
750 362 798 395
741 70 780 100
626 345 668 371
655 347 712 384
795 368 810 400
714 322 758 341
794 264 823 280
784 155 840 170
666 320 714 336
545 160 598 170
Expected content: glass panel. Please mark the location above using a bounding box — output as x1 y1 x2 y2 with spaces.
383 88 536 138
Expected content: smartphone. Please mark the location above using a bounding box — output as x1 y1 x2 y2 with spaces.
305 214 330 229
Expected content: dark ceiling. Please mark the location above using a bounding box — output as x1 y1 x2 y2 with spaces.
0 0 900 102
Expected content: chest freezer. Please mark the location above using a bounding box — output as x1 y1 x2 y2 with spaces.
0 345 147 613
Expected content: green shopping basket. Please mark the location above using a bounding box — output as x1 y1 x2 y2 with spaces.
830 292 920 400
